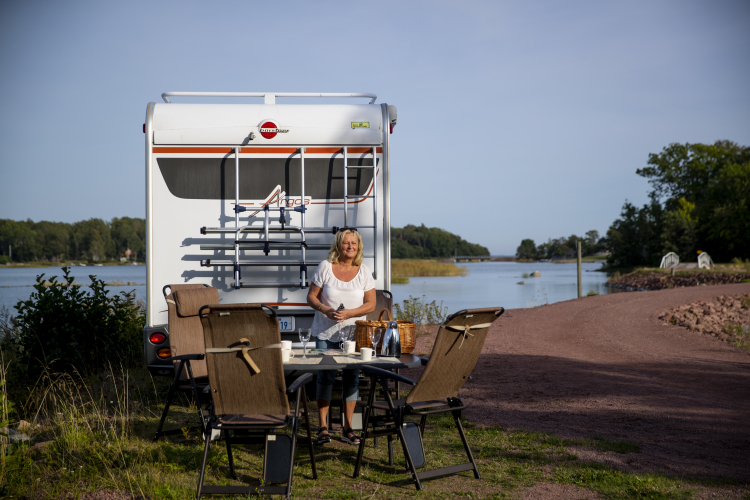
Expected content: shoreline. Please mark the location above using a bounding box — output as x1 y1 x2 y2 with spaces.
1 261 144 270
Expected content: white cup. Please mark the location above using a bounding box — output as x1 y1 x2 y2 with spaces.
343 340 356 355
360 348 373 362
281 340 293 350
281 349 295 363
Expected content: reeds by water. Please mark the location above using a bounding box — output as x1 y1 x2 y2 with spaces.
391 259 467 278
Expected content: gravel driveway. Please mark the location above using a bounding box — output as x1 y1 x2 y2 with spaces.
405 283 750 483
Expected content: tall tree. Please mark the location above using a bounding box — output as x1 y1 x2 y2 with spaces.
636 140 750 261
515 239 538 260
606 197 664 267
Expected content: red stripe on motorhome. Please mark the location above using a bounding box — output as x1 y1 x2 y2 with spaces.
152 147 382 154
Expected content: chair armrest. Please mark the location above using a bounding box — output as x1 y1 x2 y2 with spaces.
361 366 416 386
286 372 313 394
165 354 205 361
420 357 429 366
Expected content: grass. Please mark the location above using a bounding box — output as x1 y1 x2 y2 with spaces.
391 276 410 284
391 259 468 278
1 367 743 499
723 323 750 351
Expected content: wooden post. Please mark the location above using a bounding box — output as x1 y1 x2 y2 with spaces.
577 241 582 298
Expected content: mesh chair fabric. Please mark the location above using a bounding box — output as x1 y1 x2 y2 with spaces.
165 285 219 380
365 290 393 322
201 304 289 417
405 307 503 405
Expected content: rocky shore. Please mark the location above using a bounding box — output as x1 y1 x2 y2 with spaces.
607 270 750 291
658 293 750 348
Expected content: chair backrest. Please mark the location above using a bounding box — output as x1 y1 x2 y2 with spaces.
405 307 504 405
200 304 289 417
365 290 393 322
164 284 219 380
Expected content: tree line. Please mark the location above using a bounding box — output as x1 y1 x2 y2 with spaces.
515 140 750 266
392 224 490 258
0 217 145 264
0 218 489 263
516 231 604 260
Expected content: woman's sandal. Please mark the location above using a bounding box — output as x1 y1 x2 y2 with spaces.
317 426 331 445
342 427 361 445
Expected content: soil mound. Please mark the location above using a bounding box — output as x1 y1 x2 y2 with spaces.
608 270 750 291
659 293 750 348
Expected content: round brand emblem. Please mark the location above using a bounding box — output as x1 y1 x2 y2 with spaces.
259 121 278 139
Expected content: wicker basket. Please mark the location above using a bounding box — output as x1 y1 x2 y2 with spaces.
354 309 416 354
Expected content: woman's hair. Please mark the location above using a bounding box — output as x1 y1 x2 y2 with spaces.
327 229 364 266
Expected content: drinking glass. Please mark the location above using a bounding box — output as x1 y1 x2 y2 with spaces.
298 328 311 359
339 325 354 354
371 328 383 359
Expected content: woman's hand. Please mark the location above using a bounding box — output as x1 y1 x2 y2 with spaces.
333 308 353 322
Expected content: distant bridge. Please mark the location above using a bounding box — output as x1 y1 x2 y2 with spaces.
452 255 493 262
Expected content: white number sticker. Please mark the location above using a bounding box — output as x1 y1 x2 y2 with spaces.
278 316 296 332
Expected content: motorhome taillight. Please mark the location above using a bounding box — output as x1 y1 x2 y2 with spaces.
150 333 166 344
143 124 145 133
157 348 171 359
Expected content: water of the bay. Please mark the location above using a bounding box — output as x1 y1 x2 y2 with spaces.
0 265 147 313
0 261 613 314
391 261 614 313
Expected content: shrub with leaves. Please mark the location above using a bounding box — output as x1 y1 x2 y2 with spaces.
394 295 448 325
12 267 144 382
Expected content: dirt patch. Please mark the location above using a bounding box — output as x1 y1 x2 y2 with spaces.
402 283 750 485
658 293 750 348
608 270 750 291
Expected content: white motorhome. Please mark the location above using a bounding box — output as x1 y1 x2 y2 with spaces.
143 92 396 376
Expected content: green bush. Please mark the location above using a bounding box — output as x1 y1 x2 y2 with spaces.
394 295 448 325
12 267 144 382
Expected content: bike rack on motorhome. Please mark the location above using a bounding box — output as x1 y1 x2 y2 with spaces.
143 92 396 376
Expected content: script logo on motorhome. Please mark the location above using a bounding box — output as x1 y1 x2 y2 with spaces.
259 120 289 139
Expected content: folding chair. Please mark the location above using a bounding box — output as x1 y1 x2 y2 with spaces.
353 307 505 490
197 303 316 500
364 289 393 321
154 284 219 441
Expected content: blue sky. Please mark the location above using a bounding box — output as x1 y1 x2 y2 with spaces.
1 0 748 255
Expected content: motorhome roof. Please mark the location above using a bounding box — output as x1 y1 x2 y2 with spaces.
161 92 378 104
151 102 385 146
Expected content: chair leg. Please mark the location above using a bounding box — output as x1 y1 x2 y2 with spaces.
196 425 212 500
154 361 184 441
225 430 236 479
286 416 299 500
394 409 422 491
185 361 207 436
419 415 427 436
353 376 377 478
301 387 317 479
453 411 480 479
388 434 394 466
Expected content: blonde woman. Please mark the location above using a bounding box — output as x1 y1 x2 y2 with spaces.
307 228 376 445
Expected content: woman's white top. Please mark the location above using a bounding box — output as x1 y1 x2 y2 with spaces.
310 260 375 341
